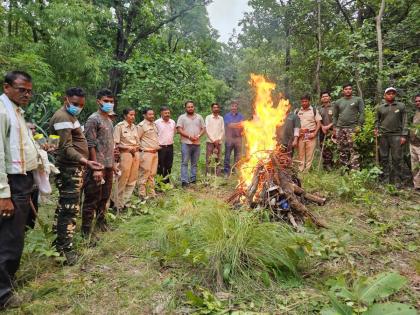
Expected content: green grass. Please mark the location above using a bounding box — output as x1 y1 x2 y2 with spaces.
4 158 420 314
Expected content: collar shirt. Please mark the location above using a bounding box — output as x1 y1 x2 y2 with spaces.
84 111 114 168
205 114 224 143
138 120 160 150
319 104 333 126
176 113 205 144
224 112 244 139
376 101 408 136
114 120 139 147
297 106 322 130
0 96 39 198
155 118 176 145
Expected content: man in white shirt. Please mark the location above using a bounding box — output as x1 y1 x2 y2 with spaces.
205 103 224 175
0 71 38 309
155 106 176 183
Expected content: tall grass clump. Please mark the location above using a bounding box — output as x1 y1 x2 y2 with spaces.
154 197 310 289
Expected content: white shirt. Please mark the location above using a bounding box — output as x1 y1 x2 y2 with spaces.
155 118 176 145
205 114 224 143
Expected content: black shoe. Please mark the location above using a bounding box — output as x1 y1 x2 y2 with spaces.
63 250 79 266
181 182 189 188
0 293 23 310
96 221 110 232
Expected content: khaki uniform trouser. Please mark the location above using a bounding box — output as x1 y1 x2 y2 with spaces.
138 151 158 197
410 144 420 189
297 137 317 172
113 151 140 209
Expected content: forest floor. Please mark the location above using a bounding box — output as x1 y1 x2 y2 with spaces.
4 163 420 314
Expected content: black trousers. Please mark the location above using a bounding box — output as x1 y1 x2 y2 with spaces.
157 145 173 183
0 172 34 305
81 168 113 233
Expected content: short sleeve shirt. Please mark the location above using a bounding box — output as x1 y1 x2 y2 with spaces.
319 104 333 126
113 120 139 147
138 120 160 150
297 106 322 130
84 111 114 168
176 113 205 144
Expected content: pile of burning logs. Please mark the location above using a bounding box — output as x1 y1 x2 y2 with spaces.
227 148 327 228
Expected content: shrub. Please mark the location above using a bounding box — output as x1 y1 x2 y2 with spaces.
154 197 310 289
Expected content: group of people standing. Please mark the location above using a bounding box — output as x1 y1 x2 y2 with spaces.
278 84 420 190
0 71 247 308
0 70 419 310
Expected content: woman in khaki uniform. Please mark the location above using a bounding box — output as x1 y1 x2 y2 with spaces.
112 108 140 210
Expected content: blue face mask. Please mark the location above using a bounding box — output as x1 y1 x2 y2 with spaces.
67 103 82 116
100 102 114 113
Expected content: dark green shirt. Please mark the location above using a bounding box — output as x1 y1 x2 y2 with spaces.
333 96 365 128
375 101 408 136
319 104 333 126
276 112 301 146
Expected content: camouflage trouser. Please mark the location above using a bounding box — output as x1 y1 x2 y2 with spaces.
53 166 84 252
319 132 334 168
337 128 360 170
81 168 113 234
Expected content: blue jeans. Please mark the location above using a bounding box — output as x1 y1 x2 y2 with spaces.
224 138 242 174
181 143 201 183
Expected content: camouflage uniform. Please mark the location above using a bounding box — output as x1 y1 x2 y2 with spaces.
53 166 84 252
333 96 365 170
336 128 360 170
50 107 89 253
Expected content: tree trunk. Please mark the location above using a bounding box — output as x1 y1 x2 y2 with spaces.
315 0 322 97
375 0 386 102
284 23 291 97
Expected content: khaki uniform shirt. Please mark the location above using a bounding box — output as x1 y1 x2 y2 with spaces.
297 106 322 131
138 120 160 150
114 120 139 147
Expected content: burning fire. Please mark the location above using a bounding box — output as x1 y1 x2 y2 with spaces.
240 74 290 187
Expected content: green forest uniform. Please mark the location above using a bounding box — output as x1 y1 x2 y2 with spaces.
319 104 334 169
333 96 365 170
375 101 408 184
49 107 88 254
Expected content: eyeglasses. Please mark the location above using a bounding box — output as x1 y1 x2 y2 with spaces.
11 85 33 95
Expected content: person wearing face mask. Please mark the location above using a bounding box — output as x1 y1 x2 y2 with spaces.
81 89 115 238
49 87 103 265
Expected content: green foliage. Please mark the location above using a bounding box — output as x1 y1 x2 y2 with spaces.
154 197 310 289
354 105 376 168
25 92 62 135
321 272 415 315
121 44 225 116
336 167 381 204
186 289 227 314
23 218 63 262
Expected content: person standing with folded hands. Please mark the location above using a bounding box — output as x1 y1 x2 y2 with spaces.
137 108 160 200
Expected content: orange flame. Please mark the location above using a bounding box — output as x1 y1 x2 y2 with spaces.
240 74 290 187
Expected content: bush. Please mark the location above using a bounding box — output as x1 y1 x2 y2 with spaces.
154 197 310 289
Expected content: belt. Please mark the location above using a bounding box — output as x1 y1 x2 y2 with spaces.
119 147 139 153
160 144 173 148
140 149 158 153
